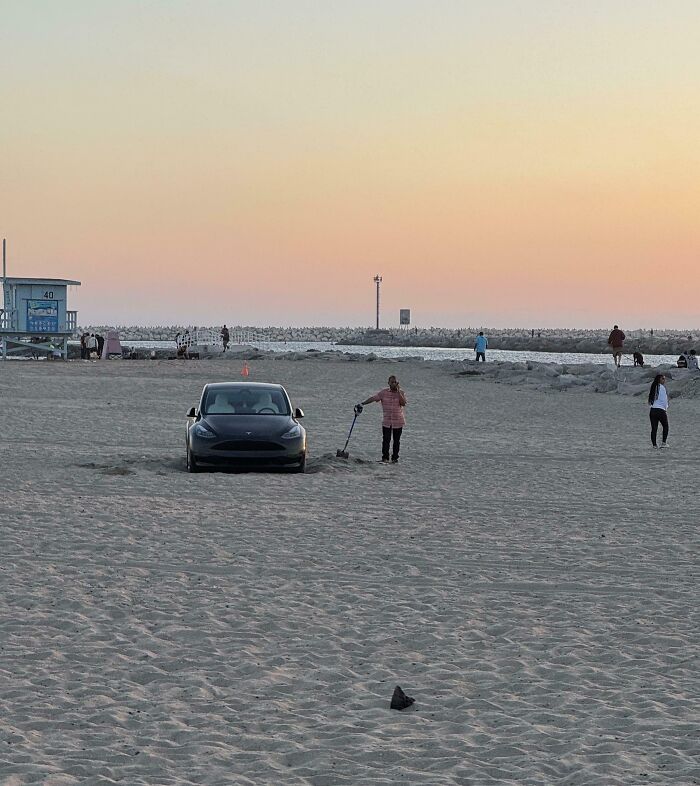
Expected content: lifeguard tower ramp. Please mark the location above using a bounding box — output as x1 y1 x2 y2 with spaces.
1 277 80 360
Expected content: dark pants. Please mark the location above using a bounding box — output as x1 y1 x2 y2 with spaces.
382 427 403 461
649 408 669 446
476 351 486 362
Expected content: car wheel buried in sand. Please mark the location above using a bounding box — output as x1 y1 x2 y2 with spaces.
185 381 307 473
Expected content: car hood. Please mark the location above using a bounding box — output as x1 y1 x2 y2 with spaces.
201 414 298 439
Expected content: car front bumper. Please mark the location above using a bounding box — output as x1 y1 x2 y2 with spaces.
190 434 306 467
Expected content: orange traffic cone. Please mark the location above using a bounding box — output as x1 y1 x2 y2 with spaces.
241 360 250 377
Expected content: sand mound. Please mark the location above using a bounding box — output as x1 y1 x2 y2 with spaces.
454 361 700 399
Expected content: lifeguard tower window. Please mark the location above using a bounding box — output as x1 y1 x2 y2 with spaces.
1 277 81 360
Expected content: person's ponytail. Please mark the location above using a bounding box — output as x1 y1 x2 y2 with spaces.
648 374 664 405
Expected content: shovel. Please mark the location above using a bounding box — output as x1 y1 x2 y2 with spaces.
336 404 363 458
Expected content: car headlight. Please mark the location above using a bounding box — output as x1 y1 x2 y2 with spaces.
192 421 217 439
281 424 302 440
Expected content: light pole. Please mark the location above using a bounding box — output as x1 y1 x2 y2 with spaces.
373 274 382 329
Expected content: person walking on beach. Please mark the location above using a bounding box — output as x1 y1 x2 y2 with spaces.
358 375 407 463
607 325 626 367
648 373 669 448
474 331 488 362
221 324 230 352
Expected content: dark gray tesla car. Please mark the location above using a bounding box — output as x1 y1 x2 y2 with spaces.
186 382 306 472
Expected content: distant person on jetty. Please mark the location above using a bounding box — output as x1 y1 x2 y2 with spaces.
648 374 669 448
221 324 230 352
474 331 488 362
359 375 407 463
607 325 625 367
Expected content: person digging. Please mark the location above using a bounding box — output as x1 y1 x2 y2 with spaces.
358 375 407 463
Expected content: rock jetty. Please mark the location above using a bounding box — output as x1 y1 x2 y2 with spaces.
76 325 699 356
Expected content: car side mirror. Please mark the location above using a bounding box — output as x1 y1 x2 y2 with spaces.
295 407 304 419
187 407 197 418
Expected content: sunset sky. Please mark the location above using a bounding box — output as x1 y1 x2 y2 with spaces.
2 1 699 328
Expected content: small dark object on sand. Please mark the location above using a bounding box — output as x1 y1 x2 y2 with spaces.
390 685 415 710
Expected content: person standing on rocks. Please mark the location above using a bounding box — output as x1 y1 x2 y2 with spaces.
474 331 488 362
607 325 626 368
358 375 407 463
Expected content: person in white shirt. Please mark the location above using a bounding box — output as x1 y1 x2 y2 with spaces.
87 334 98 358
648 373 669 448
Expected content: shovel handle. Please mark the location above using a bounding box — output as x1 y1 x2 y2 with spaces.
341 413 359 451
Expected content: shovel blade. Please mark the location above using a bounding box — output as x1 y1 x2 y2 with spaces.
336 449 349 459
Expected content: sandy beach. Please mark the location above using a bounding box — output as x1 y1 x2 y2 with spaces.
1 356 697 785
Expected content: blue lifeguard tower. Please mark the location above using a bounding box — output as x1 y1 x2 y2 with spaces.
1 240 80 360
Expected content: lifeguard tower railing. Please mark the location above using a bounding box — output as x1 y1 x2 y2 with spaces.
0 309 77 332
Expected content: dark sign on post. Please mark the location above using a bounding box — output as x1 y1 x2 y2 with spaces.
399 309 411 326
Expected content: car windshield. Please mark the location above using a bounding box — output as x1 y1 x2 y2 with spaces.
203 387 290 415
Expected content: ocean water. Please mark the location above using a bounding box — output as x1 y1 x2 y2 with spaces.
121 339 682 367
